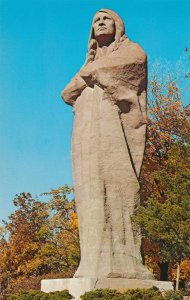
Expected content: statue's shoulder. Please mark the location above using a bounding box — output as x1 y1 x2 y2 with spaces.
118 38 147 63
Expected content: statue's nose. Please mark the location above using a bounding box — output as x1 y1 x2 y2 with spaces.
99 20 105 26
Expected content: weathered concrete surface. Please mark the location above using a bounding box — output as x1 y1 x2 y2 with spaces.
61 9 152 279
41 278 173 300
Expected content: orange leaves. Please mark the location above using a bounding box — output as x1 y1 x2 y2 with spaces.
180 260 190 281
171 260 190 281
0 193 52 278
43 186 80 272
0 186 80 288
140 62 190 281
146 68 189 169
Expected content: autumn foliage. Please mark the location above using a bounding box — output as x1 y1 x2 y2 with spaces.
0 59 189 296
0 186 79 297
138 61 190 282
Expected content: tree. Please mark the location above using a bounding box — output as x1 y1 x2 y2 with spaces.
134 142 190 288
141 61 190 202
0 193 51 296
138 60 190 282
0 193 54 277
0 186 80 295
42 185 80 272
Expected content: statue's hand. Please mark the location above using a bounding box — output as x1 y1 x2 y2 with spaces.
79 64 96 88
61 72 87 105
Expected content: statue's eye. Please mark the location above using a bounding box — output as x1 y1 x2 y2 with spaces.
103 16 110 20
94 17 100 23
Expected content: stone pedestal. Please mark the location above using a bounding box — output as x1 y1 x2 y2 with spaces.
41 278 173 300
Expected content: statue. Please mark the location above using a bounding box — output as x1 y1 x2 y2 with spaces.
61 9 153 280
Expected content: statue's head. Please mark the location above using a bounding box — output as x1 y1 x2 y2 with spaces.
88 9 126 52
92 11 115 47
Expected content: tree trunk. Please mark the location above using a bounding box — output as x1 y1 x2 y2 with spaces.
158 261 169 281
176 262 180 291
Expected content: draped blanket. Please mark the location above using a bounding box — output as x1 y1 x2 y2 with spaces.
62 10 153 280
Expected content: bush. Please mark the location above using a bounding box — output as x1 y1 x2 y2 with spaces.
81 287 163 300
183 286 190 296
163 290 183 300
9 287 182 300
123 287 163 300
8 290 73 300
80 289 124 300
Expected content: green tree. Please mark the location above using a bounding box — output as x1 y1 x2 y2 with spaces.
134 143 190 288
139 59 190 281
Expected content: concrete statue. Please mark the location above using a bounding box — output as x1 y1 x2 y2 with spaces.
61 8 152 280
41 9 173 298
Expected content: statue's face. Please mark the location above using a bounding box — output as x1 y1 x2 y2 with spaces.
93 12 115 40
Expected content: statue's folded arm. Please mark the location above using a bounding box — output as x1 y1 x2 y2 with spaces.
61 73 87 106
61 41 147 108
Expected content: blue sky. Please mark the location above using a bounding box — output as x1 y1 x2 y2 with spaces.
0 0 190 222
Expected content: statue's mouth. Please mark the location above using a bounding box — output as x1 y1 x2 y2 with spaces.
98 27 107 31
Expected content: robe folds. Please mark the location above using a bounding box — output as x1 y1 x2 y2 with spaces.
62 37 153 279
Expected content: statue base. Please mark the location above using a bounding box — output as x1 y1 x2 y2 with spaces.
41 278 173 300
